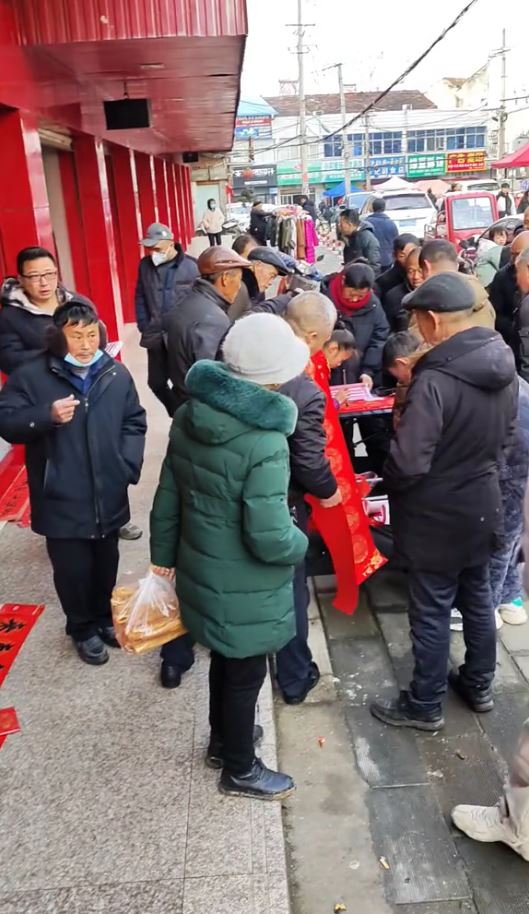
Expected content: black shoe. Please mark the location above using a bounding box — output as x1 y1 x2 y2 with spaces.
160 662 182 689
448 670 494 713
370 690 445 732
219 757 295 800
73 634 109 666
98 625 121 648
282 663 321 705
206 725 264 770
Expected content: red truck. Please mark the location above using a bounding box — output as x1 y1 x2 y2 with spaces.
425 191 499 252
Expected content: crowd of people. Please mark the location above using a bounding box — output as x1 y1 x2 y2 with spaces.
1 206 529 852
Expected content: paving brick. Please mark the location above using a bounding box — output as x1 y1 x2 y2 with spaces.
499 618 529 654
318 588 379 640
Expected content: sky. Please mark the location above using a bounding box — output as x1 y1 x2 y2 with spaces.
241 0 528 101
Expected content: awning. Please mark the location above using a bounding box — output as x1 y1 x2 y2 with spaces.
237 97 277 117
492 140 529 169
323 182 361 197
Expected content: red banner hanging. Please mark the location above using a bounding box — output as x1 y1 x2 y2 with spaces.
306 353 387 614
0 603 45 687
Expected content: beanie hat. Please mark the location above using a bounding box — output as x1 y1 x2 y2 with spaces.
222 313 310 386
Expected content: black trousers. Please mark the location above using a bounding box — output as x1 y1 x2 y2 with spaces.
207 233 222 246
408 562 496 713
160 632 195 670
147 343 178 417
209 651 267 774
276 502 316 699
46 533 120 641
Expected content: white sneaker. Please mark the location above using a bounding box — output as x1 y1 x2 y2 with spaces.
452 803 527 859
495 608 504 630
450 608 463 632
499 598 528 626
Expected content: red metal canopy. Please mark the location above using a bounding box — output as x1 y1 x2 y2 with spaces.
0 0 248 155
492 140 529 170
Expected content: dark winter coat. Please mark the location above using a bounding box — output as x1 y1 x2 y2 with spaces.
134 246 199 346
166 278 292 411
302 199 317 222
381 282 410 332
518 294 529 383
0 352 146 539
366 212 399 268
324 287 390 385
150 360 308 659
384 328 517 572
376 262 406 303
249 209 270 245
279 373 337 503
0 280 92 375
489 262 519 348
343 222 381 274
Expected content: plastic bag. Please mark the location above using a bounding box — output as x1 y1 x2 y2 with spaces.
111 571 187 655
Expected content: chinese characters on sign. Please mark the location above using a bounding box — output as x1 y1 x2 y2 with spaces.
369 156 406 179
234 116 272 140
407 154 446 178
446 151 487 173
232 164 277 188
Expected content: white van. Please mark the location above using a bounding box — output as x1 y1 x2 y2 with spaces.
460 179 499 194
361 190 436 240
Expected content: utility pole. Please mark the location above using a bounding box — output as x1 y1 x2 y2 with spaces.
498 28 508 158
324 63 351 195
364 111 372 190
296 0 309 196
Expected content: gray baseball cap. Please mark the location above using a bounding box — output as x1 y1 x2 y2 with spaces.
140 223 174 247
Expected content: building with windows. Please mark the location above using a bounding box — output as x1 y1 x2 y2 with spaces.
230 91 490 203
0 0 247 489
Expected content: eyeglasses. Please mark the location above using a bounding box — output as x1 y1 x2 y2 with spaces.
21 271 58 284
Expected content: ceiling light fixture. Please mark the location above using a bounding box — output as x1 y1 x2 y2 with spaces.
140 63 165 71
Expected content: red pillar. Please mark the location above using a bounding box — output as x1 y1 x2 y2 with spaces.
183 166 194 246
109 145 142 323
154 157 169 226
174 165 185 245
59 152 91 296
0 110 54 272
166 162 180 243
73 133 122 340
135 152 156 235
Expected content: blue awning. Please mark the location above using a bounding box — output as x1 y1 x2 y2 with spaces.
237 97 277 117
323 181 360 198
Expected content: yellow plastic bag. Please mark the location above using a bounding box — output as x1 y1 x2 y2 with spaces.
111 571 187 655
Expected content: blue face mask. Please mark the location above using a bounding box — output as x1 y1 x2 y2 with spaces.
64 349 104 369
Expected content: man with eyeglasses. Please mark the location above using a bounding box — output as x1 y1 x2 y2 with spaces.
0 246 143 541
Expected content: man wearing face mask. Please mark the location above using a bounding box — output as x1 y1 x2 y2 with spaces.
135 223 199 416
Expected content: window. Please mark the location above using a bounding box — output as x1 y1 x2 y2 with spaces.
384 193 431 211
408 129 447 153
451 196 494 231
323 135 343 157
350 133 364 156
326 131 402 157
277 143 300 162
408 126 487 153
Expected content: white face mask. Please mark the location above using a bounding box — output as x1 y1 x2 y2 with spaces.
151 250 168 267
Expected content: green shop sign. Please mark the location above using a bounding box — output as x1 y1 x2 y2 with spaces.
277 160 365 186
407 154 446 178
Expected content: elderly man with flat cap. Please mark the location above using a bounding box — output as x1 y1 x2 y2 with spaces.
135 222 198 416
370 272 518 732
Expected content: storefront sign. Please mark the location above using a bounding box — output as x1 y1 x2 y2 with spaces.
446 150 487 173
234 116 272 139
277 160 364 186
232 164 277 188
369 156 406 179
407 154 446 178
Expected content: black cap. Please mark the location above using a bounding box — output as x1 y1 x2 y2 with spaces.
248 247 293 275
403 273 475 313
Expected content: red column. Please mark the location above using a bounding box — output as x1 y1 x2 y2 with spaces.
174 165 186 245
73 133 122 340
154 157 169 226
166 162 179 242
134 152 156 235
183 167 194 246
59 152 91 296
0 110 54 272
109 145 142 323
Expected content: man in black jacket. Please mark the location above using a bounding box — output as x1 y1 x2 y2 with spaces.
490 231 529 349
371 274 517 731
0 300 146 666
278 292 341 704
135 222 199 416
376 233 419 304
338 208 381 274
367 198 398 271
516 246 529 381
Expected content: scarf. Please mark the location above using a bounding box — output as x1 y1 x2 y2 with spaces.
329 273 371 314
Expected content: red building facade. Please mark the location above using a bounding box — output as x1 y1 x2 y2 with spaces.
0 0 247 475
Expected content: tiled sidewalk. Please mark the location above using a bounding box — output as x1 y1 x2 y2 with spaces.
0 328 290 914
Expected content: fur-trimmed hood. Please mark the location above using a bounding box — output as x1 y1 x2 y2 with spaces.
182 360 298 444
1 277 73 316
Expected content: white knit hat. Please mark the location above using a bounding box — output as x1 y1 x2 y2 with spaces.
222 313 310 386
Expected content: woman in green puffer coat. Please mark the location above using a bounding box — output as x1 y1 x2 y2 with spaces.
150 313 309 801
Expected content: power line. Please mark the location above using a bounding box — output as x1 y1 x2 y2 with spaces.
325 0 481 139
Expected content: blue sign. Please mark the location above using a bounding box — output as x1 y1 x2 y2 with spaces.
369 156 406 179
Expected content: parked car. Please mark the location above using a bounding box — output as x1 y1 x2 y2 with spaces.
360 189 436 239
425 191 499 251
459 178 500 194
340 191 372 212
226 203 251 231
